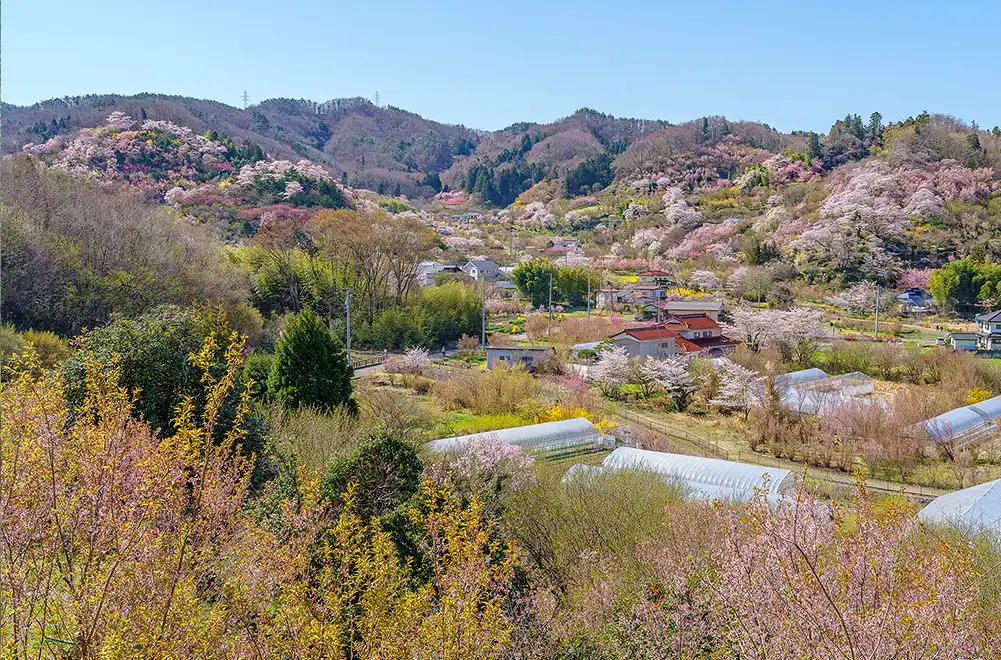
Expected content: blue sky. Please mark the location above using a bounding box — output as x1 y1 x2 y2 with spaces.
3 0 999 132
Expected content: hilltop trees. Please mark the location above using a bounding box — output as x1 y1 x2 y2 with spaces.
564 152 614 196
268 308 354 412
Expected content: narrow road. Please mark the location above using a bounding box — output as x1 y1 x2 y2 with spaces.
351 348 461 379
613 407 952 502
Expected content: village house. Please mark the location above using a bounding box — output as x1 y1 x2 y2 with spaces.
608 325 687 359
976 310 1001 351
595 283 669 309
896 288 935 314
485 345 555 371
460 259 500 281
608 313 738 358
642 298 725 321
417 261 460 286
637 270 675 286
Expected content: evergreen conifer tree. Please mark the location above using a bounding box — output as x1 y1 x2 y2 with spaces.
268 308 354 412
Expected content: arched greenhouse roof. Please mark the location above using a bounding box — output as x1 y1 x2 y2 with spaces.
915 395 1001 446
598 447 794 502
918 479 1001 534
427 417 605 457
773 368 829 387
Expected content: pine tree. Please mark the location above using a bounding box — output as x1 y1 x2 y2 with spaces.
809 132 822 159
268 308 354 412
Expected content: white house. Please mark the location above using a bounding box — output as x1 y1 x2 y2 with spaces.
976 311 1001 351
608 325 684 359
460 260 500 281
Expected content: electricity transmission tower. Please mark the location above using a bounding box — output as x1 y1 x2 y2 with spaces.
241 90 250 109
374 91 380 107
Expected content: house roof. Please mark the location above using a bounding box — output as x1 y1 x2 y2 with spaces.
486 345 554 353
668 313 719 330
465 260 498 269
675 337 703 352
950 332 978 339
976 310 1001 322
690 335 740 350
639 270 672 276
612 325 680 341
648 299 724 311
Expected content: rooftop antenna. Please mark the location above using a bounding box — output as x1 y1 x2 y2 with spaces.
241 90 250 109
374 90 380 107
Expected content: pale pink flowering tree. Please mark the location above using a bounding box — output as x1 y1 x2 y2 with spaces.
709 359 762 417
898 267 933 290
590 346 630 397
688 269 722 291
642 356 696 410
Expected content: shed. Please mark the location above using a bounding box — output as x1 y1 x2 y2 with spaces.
427 417 606 457
912 395 1001 448
949 332 978 351
598 447 794 502
485 345 554 371
918 479 1001 534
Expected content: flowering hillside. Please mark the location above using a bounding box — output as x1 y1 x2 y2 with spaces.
22 111 351 236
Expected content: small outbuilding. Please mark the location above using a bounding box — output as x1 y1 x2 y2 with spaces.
485 345 554 371
949 332 978 351
918 479 1001 534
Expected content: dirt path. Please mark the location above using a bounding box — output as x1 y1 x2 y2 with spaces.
613 407 952 502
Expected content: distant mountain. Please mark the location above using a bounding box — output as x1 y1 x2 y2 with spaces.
2 94 804 199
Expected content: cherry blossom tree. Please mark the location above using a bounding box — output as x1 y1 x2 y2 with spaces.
688 269 722 292
709 359 762 418
642 356 696 410
590 346 630 398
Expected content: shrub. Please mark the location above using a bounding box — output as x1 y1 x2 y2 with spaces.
434 366 540 416
243 350 273 400
268 308 354 412
62 305 237 434
320 430 423 520
22 330 70 369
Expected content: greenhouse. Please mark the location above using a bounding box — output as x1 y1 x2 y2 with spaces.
589 447 795 502
773 367 829 388
777 371 876 416
912 395 1001 448
426 417 608 458
918 479 1001 534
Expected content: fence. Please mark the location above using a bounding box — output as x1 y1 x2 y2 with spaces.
613 407 945 502
614 408 729 460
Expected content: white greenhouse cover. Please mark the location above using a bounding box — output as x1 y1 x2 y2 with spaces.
773 368 829 387
918 479 1001 534
599 447 794 502
915 395 1001 446
427 417 604 455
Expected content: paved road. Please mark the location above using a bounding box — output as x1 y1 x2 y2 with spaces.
351 348 460 379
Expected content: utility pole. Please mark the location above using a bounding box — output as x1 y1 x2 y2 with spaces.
547 273 553 338
657 288 662 324
874 283 880 337
587 273 591 319
346 290 354 368
241 90 250 109
480 277 486 348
